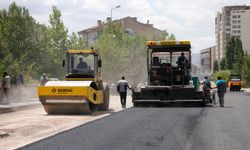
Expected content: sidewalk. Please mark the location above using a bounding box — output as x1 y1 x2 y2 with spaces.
242 88 250 95
0 98 40 113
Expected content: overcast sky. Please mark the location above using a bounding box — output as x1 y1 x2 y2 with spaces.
0 0 250 54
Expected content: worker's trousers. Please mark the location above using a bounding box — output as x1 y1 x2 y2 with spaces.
217 92 225 107
119 92 127 107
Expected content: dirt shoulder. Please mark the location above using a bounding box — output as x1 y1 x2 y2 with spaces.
0 95 132 150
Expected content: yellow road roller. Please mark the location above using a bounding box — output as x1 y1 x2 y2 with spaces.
37 49 109 114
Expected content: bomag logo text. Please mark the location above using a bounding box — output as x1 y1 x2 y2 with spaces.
57 88 73 93
51 88 73 94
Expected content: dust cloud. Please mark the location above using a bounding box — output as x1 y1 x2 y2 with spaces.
0 84 38 104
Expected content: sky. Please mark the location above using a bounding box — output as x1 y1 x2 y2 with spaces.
0 0 250 54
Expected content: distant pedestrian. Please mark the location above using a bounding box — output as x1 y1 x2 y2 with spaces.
39 73 48 86
117 76 130 108
17 74 25 101
17 74 25 86
1 72 11 100
215 76 227 107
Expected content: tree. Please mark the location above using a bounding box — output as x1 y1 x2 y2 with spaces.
225 37 236 70
68 32 85 49
168 34 176 40
241 55 250 86
94 22 147 83
213 60 219 72
47 6 68 78
232 38 244 74
225 37 244 73
220 57 226 70
212 70 230 83
0 2 40 79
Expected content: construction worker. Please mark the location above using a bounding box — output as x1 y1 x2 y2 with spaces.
39 73 48 86
76 57 88 70
202 76 211 89
177 52 190 82
117 76 130 108
152 57 161 66
215 76 227 107
201 76 212 103
177 52 188 67
2 72 11 100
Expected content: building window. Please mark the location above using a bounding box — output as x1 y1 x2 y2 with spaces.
232 25 237 28
238 15 241 18
238 25 241 28
238 20 241 23
232 15 237 18
238 30 241 33
124 28 135 36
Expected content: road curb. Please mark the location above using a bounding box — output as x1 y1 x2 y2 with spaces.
0 102 40 114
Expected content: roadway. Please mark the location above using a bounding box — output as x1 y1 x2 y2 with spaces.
0 95 132 150
18 92 250 150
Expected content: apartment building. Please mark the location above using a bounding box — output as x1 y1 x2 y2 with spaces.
215 5 250 62
200 46 216 75
78 16 165 48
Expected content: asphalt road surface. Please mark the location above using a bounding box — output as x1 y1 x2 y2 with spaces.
19 92 250 150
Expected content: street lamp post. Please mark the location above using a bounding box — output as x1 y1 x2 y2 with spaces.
110 5 121 38
111 5 121 21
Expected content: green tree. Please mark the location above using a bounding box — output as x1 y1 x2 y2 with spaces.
220 57 226 70
94 22 147 82
213 60 219 72
32 23 53 78
47 6 68 78
168 33 176 40
225 37 244 73
242 55 250 86
0 2 40 80
68 32 85 49
225 37 236 70
232 38 244 74
212 70 230 83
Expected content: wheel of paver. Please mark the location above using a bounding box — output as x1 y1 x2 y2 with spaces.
99 84 110 111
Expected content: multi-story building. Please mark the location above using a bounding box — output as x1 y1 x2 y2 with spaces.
78 16 165 48
215 5 250 62
200 46 216 75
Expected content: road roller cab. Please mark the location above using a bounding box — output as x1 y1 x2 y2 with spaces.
37 49 109 114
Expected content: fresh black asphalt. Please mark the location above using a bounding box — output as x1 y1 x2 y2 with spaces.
19 92 250 150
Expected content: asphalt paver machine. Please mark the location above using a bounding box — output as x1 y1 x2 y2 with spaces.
132 40 207 106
